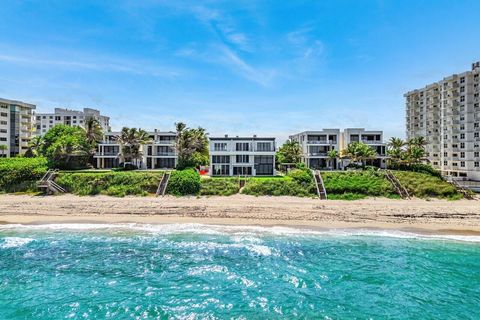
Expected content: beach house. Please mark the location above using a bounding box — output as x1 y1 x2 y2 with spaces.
209 135 276 176
290 128 387 169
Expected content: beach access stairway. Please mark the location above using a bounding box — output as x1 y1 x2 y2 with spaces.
313 170 327 200
448 179 475 200
238 175 247 192
156 172 171 196
37 169 66 194
384 170 410 199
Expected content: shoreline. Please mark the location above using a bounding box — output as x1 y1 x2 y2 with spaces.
1 194 480 236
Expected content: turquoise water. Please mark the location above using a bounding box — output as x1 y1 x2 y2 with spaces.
1 224 479 319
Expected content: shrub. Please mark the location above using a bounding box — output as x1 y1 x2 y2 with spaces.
200 177 239 196
0 157 48 192
241 176 316 197
166 168 201 195
56 171 162 196
391 170 460 198
322 171 396 198
389 163 442 178
287 168 313 185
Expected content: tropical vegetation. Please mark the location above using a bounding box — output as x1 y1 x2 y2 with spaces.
387 136 427 167
200 177 240 196
174 122 209 170
0 157 48 192
115 127 151 167
56 171 162 197
341 141 377 167
276 140 302 168
391 170 461 199
166 168 201 195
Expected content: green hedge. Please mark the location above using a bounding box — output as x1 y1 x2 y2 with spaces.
322 171 397 199
241 177 316 197
0 157 48 192
56 171 163 197
200 177 239 196
391 171 461 199
166 168 201 196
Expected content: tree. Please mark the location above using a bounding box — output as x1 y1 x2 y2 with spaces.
84 118 104 166
25 136 44 157
341 142 377 167
84 117 103 146
174 122 209 169
39 125 91 169
0 144 7 158
115 127 151 166
407 145 425 164
387 137 406 166
327 149 339 170
276 140 302 166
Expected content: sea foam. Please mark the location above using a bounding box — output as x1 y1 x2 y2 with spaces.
1 223 479 243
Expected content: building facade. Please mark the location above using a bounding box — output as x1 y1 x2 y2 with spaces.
94 130 177 169
35 107 110 135
0 98 36 157
209 135 276 176
405 61 480 181
289 129 341 169
290 128 387 169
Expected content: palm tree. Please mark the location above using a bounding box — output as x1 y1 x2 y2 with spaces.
0 144 7 158
276 140 302 165
115 127 151 167
407 136 427 149
174 122 209 169
27 136 44 157
387 137 406 167
407 145 425 164
341 142 377 167
84 117 103 145
327 149 338 170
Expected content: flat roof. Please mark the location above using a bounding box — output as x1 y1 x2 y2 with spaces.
0 98 36 109
209 136 275 141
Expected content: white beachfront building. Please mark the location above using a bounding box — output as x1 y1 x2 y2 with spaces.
290 128 387 169
35 107 110 135
94 130 177 169
405 61 480 181
289 129 341 169
209 135 276 176
0 98 36 158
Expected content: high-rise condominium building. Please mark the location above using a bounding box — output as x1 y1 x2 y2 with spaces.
405 61 480 181
0 98 36 157
35 107 110 135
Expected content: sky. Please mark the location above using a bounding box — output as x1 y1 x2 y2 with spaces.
1 0 480 142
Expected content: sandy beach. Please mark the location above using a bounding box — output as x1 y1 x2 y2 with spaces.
0 194 479 234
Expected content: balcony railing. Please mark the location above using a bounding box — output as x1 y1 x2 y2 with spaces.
307 140 337 145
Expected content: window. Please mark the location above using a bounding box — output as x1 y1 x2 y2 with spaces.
475 152 479 158
444 161 448 166
460 133 465 139
236 143 249 151
254 155 274 175
213 164 229 176
0 137 6 141
55 116 61 121
212 155 230 163
256 142 272 151
475 162 480 168
236 155 249 163
460 161 465 168
461 152 465 158
0 129 7 133
0 121 7 125
213 143 227 151
460 143 465 149
460 96 465 102
0 113 7 117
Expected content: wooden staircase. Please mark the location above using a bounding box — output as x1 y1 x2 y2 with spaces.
156 172 171 196
37 169 66 194
313 170 327 200
384 170 410 199
449 179 475 200
238 175 247 193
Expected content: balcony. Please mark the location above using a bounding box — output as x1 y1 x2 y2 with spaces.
307 140 336 145
361 139 383 145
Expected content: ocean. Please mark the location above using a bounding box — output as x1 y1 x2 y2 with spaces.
1 224 479 319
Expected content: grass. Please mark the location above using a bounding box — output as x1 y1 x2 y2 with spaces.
321 170 397 199
200 177 240 196
391 170 462 199
56 171 163 197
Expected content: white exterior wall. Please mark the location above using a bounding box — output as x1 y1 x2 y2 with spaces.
209 136 276 176
289 129 340 169
36 107 110 135
0 98 36 157
94 130 177 169
405 62 480 181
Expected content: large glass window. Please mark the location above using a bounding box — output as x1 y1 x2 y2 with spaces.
233 166 252 175
214 143 228 151
212 155 230 163
213 164 229 175
236 142 249 151
256 142 272 151
254 155 274 175
235 155 249 163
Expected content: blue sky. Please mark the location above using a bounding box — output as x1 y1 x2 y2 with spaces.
1 0 479 141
